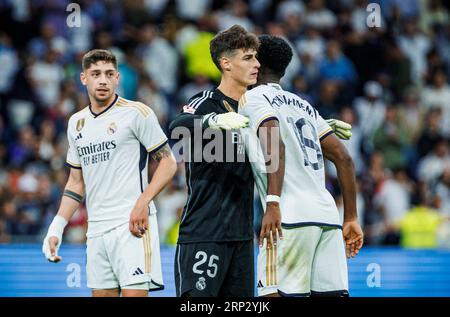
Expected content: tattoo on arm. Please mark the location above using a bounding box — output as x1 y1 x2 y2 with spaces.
150 144 172 162
63 190 83 203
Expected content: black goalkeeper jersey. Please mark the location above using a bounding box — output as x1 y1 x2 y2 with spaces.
169 89 254 244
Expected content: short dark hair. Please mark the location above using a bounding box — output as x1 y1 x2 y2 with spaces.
210 25 260 71
257 35 293 78
82 49 117 71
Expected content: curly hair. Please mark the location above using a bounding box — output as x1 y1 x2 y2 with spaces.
210 25 260 71
257 35 293 78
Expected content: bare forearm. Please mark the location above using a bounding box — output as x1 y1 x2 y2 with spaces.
335 158 357 222
259 120 285 198
56 174 85 222
267 141 285 197
321 134 357 222
141 146 177 204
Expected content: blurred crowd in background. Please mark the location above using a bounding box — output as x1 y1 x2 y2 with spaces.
0 0 450 249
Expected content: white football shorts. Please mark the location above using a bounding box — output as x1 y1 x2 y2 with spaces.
257 225 348 296
86 213 164 291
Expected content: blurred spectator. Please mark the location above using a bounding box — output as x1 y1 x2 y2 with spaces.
137 76 170 127
399 182 447 249
360 152 386 244
417 108 445 159
304 0 337 31
7 126 37 167
384 41 413 101
419 0 449 36
178 74 214 106
434 168 450 216
315 80 340 118
155 180 186 243
421 68 450 136
353 81 386 150
295 26 325 65
397 18 432 83
373 105 411 170
318 40 357 103
276 0 305 23
0 32 19 94
215 0 254 32
137 24 179 96
398 87 425 144
418 138 450 185
27 22 68 61
291 74 314 105
175 0 211 22
29 49 65 108
373 168 412 245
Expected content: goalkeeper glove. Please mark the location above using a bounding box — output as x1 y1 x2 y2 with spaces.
42 215 67 263
326 118 352 140
203 112 250 130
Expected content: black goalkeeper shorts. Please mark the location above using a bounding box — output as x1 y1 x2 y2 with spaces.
174 240 254 297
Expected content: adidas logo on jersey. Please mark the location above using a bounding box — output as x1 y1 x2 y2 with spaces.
132 267 144 276
75 133 83 140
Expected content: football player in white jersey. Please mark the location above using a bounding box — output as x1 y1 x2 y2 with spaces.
41 49 177 297
239 35 363 297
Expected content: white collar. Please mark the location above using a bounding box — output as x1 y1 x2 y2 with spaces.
267 83 282 90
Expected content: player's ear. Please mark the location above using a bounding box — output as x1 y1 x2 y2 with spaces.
220 57 231 72
80 72 87 86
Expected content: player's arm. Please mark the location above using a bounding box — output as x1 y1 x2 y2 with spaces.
129 143 177 237
42 168 85 263
320 134 363 258
257 119 285 248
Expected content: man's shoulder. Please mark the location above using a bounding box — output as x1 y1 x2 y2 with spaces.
115 96 153 118
183 90 216 114
68 106 89 126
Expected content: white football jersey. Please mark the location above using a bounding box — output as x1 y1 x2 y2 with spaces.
239 83 341 227
66 95 168 238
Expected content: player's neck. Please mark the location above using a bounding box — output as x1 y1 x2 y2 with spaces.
89 93 116 114
257 74 280 86
217 77 247 101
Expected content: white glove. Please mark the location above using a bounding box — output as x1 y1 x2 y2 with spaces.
42 215 68 263
326 118 352 140
203 112 250 130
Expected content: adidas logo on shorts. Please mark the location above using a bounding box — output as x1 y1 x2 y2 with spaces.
132 267 144 276
257 280 264 288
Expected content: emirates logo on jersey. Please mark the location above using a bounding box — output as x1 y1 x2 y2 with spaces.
107 122 117 135
76 118 85 132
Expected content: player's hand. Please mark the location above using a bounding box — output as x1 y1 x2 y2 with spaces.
259 203 283 249
129 198 149 238
342 220 364 258
326 119 352 140
42 236 62 263
204 112 250 130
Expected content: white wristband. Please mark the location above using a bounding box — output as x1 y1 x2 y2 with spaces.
266 195 280 203
47 215 68 238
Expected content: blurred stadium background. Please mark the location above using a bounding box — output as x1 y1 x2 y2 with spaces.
0 0 450 296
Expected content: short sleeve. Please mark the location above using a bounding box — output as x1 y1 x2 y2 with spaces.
66 121 81 169
133 107 168 154
316 113 334 141
238 91 278 132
